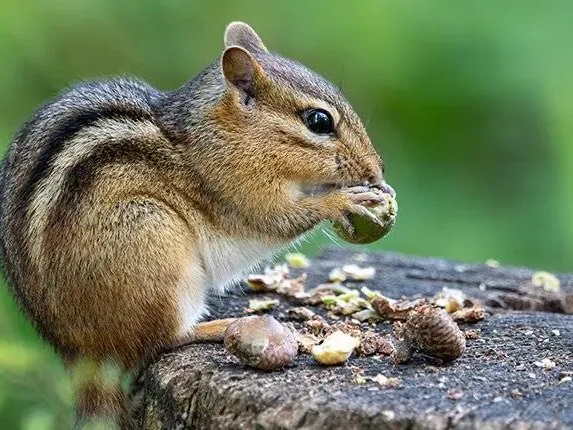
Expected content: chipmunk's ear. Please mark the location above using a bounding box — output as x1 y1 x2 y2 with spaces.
222 46 265 96
224 21 268 54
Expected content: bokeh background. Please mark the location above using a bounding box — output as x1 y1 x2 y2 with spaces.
1 0 572 427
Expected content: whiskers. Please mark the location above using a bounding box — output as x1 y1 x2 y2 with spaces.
322 225 344 248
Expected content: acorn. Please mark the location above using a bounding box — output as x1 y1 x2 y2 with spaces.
333 194 397 245
223 316 298 371
401 305 466 361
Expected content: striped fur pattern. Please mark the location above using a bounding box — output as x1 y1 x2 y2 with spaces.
0 22 385 426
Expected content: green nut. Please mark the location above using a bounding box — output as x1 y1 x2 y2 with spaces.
333 196 397 245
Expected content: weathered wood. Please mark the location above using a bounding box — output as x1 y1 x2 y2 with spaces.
133 249 573 429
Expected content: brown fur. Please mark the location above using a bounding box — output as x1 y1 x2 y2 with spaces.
0 22 387 427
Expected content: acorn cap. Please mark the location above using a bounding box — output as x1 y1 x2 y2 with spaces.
403 305 466 361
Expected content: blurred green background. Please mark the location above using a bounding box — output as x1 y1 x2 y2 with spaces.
1 0 572 428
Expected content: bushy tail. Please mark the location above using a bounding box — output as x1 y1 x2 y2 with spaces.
70 359 136 430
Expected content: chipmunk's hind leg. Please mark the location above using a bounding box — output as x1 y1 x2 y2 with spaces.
171 317 238 348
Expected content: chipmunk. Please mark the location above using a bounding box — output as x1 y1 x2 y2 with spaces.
0 22 394 428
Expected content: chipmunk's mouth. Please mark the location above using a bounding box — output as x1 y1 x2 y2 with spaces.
296 181 395 198
298 182 340 197
297 181 371 197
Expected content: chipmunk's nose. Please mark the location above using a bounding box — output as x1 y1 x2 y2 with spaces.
362 164 396 197
378 181 396 197
361 179 396 198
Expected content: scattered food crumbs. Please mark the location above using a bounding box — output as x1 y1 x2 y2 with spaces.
302 283 339 305
485 259 500 268
333 284 353 294
371 295 423 320
445 298 462 314
321 289 373 317
341 264 376 281
332 321 363 339
369 374 403 388
534 358 556 370
531 271 560 292
450 305 486 323
246 264 289 292
311 330 360 365
560 376 572 384
287 306 316 321
352 309 380 323
246 274 276 292
296 333 320 354
433 287 466 311
328 267 347 283
446 388 464 400
464 329 481 340
275 275 307 297
224 316 298 371
305 316 333 337
247 298 279 313
284 252 310 269
337 290 361 302
355 331 394 356
360 286 380 300
238 254 491 371
388 338 412 365
246 265 307 298
552 329 561 337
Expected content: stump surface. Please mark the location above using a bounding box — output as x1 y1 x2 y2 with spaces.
135 249 573 430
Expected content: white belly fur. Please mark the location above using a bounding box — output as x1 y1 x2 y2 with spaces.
177 258 208 338
176 234 287 339
200 235 285 292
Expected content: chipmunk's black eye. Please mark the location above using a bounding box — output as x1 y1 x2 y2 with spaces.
303 109 334 135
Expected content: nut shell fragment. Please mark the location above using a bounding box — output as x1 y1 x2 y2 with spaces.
311 330 360 365
372 296 424 320
451 305 486 323
246 298 279 313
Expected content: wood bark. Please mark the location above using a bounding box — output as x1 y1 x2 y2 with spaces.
130 249 573 429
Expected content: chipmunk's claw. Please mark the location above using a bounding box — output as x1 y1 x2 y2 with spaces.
344 185 385 205
337 212 357 239
349 203 387 229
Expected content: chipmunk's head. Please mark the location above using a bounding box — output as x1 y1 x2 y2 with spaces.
213 22 386 194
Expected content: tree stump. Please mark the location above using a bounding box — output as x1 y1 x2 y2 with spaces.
131 249 573 429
